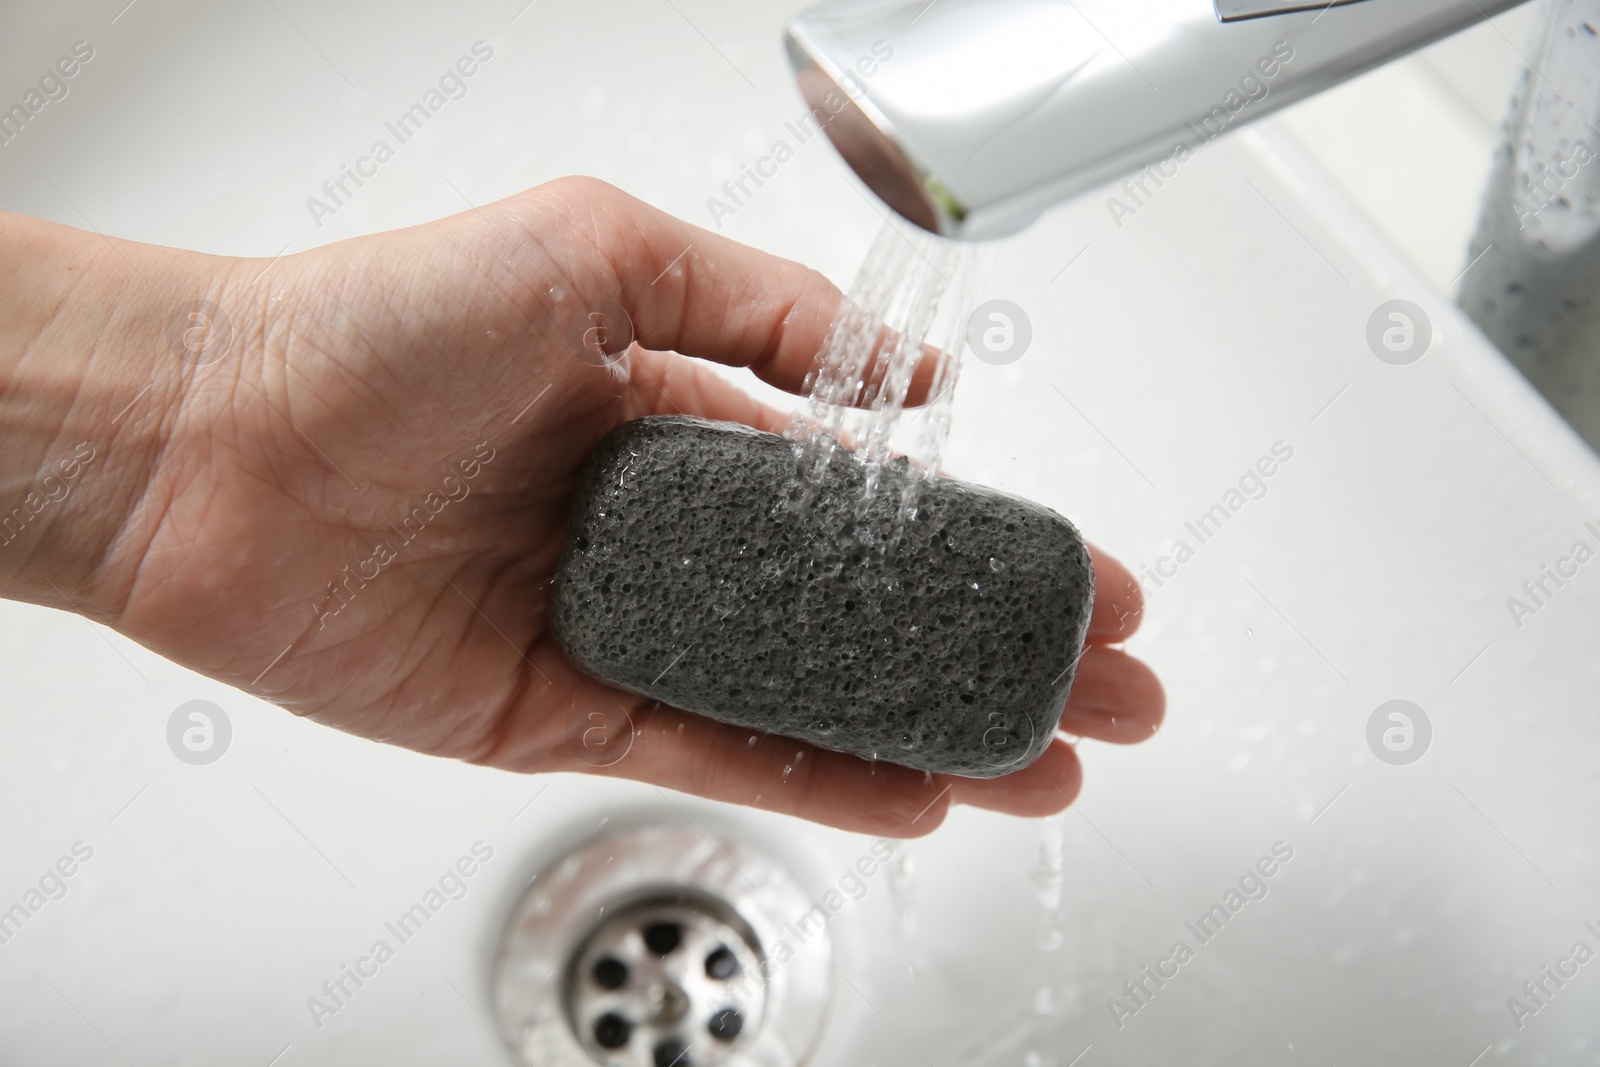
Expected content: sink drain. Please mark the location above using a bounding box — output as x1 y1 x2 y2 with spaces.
492 826 832 1067
569 895 764 1066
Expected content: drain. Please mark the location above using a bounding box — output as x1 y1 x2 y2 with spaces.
569 895 765 1066
492 826 832 1067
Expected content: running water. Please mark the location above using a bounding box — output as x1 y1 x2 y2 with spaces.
786 218 989 521
1032 812 1067 954
883 839 919 945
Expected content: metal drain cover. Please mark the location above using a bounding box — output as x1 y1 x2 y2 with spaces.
492 826 832 1067
570 895 764 1066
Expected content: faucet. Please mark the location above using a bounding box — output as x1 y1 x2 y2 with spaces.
785 0 1533 239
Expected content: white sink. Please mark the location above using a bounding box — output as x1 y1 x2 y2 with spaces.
3 2 1599 1065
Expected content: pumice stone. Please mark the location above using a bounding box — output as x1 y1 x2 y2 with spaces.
550 416 1095 778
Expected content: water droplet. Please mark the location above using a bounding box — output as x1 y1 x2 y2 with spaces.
782 765 793 780
681 557 693 566
989 556 1005 572
747 735 758 749
548 285 565 301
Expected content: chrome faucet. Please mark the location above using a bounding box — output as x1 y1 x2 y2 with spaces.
785 0 1533 239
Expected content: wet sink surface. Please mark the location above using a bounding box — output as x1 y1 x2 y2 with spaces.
3 2 1599 1065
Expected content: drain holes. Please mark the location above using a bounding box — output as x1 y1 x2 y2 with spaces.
642 921 683 956
708 1008 743 1042
565 897 767 1067
653 1037 691 1067
703 946 739 980
493 827 834 1067
594 1013 633 1050
593 956 629 990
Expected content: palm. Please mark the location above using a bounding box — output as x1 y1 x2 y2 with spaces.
108 179 1164 836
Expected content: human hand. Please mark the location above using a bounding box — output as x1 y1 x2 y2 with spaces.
3 177 1163 836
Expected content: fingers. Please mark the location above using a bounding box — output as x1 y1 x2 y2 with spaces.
580 703 1091 833
625 346 791 434
523 177 835 392
487 643 1153 834
1056 645 1166 744
947 738 1082 817
585 701 956 839
821 324 951 409
479 652 954 838
1087 544 1144 643
521 177 951 406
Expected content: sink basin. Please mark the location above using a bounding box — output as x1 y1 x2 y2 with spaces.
3 2 1599 1064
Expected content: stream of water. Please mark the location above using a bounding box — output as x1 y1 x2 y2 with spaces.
784 220 1101 1064
785 217 989 520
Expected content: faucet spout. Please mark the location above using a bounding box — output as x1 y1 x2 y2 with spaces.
786 0 1532 239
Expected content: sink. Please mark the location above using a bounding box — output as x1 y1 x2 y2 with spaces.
3 2 1599 1064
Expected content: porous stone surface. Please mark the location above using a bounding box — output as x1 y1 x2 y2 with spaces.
550 416 1095 778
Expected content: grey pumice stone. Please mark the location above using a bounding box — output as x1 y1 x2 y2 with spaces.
549 416 1095 778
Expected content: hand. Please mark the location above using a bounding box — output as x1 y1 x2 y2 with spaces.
3 177 1163 836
